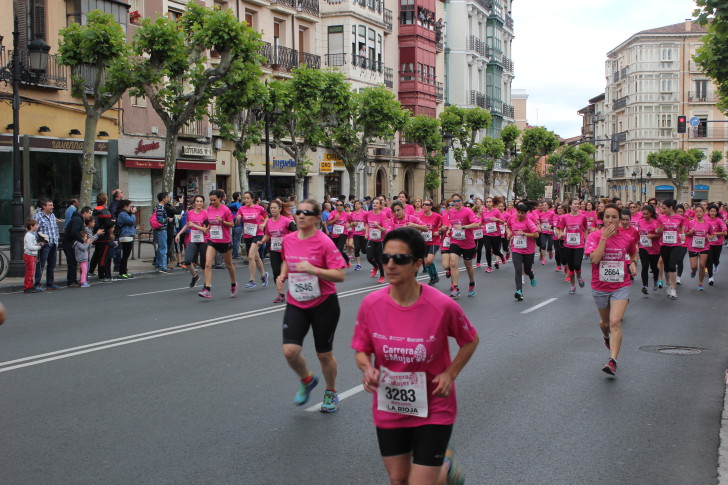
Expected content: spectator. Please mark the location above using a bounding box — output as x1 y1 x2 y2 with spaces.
63 206 93 287
115 199 137 279
165 195 183 265
90 193 114 282
74 229 101 288
24 218 43 293
33 198 59 290
154 192 172 273
64 199 79 229
109 189 124 272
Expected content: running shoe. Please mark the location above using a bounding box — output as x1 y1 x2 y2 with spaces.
261 272 269 287
158 267 171 273
549 250 553 260
370 268 378 278
354 264 362 271
294 375 319 406
467 282 476 297
273 293 285 303
657 280 664 289
198 288 212 298
709 277 715 286
346 263 351 269
444 448 465 485
641 286 649 295
603 335 611 350
445 270 451 279
377 276 385 284
190 275 200 288
669 287 678 300
568 286 576 294
230 283 238 298
690 269 697 279
602 358 617 376
564 275 570 282
555 265 562 272
476 263 481 268
504 253 510 262
433 275 440 284
117 274 129 280
541 259 546 265
124 273 135 279
494 262 499 269
698 284 704 291
530 276 537 287
514 290 523 301
245 280 256 288
98 278 113 283
320 389 339 413
427 277 436 286
450 285 460 298
653 282 659 291
715 265 720 274
676 276 682 285
485 266 492 273
578 277 585 288
80 282 91 288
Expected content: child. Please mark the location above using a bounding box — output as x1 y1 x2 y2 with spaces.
74 230 99 287
24 218 43 293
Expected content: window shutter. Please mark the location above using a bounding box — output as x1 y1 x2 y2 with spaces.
32 0 46 41
13 0 29 48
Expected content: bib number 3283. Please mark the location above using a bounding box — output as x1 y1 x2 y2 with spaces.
377 366 428 418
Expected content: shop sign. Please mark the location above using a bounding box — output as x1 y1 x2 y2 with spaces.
182 145 213 157
273 158 296 169
135 140 160 155
323 152 345 168
320 161 333 173
0 135 108 152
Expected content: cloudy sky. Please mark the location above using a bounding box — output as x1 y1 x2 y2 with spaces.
512 0 699 138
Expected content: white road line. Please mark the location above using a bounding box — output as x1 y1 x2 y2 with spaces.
305 384 365 412
521 297 558 314
128 287 191 297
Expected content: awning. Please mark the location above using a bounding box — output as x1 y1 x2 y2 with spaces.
695 184 710 190
122 156 217 171
655 185 674 191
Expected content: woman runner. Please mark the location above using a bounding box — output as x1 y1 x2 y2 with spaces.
258 200 294 303
657 199 685 299
198 190 237 299
480 197 505 273
276 199 346 413
237 191 269 289
636 204 661 294
440 199 453 280
556 198 589 294
350 200 367 271
537 201 556 264
352 227 479 485
175 195 208 288
584 203 638 376
418 198 443 285
365 198 391 284
685 205 714 290
446 194 481 298
706 205 727 285
328 199 352 267
507 203 539 301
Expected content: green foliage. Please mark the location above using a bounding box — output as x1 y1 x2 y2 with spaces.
647 148 705 200
405 115 443 195
438 105 492 173
695 1 728 112
710 150 728 180
508 126 559 197
548 143 595 189
524 171 548 201
500 124 521 151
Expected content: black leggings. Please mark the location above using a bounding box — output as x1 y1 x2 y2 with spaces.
353 235 367 258
270 251 283 287
562 246 584 273
539 233 553 252
119 241 133 275
511 252 534 291
707 245 723 278
376 424 453 467
334 236 349 264
639 248 660 286
282 294 340 353
660 245 683 274
484 235 503 266
475 238 485 264
555 239 568 267
367 240 384 277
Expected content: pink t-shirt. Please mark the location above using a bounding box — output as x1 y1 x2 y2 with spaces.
537 210 556 234
619 226 639 251
265 216 293 252
185 209 209 245
657 214 685 247
507 217 538 254
281 231 346 309
328 210 351 239
205 204 234 243
447 207 480 250
707 216 727 246
365 211 390 242
585 229 636 292
582 210 597 228
238 205 267 238
637 217 661 255
350 210 367 236
686 219 714 252
404 204 415 216
391 214 423 230
419 212 442 246
629 211 642 230
557 213 588 249
481 208 503 237
350 284 478 429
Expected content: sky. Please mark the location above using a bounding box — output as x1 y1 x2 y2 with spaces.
512 0 699 138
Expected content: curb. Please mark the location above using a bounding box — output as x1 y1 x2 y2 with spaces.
719 370 728 484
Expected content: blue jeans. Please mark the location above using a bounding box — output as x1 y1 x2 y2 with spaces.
35 243 57 287
232 226 243 258
155 228 168 269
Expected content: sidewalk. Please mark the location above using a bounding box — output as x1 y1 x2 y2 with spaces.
0 243 253 293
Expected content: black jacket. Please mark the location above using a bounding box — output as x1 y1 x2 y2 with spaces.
65 211 86 246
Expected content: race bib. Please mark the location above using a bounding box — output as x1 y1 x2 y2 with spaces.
369 228 381 240
333 224 345 235
473 229 484 240
541 222 551 232
639 235 652 248
190 229 205 243
288 272 321 302
243 222 257 237
709 234 718 242
599 260 623 283
355 222 365 232
377 366 428 418
209 225 223 240
271 237 283 251
692 236 706 249
566 233 580 245
485 222 497 234
512 235 527 249
500 225 506 235
662 230 677 244
442 237 451 248
422 231 433 242
452 229 465 240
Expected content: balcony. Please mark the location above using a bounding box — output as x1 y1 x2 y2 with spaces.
505 13 514 31
688 91 717 103
614 131 627 143
436 82 443 102
612 167 626 179
487 96 502 115
612 96 627 111
296 0 320 19
384 67 393 88
384 8 393 31
468 90 486 108
502 55 514 73
352 54 383 72
180 119 207 138
613 71 619 83
621 67 627 79
502 103 514 118
0 49 68 90
688 127 728 139
261 43 321 71
270 0 297 13
466 35 489 58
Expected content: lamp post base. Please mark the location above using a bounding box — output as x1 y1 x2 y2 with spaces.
7 225 26 278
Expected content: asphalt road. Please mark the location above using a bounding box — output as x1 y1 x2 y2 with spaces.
1 254 727 484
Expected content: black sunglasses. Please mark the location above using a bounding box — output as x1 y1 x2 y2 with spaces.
423 202 432 206
298 210 317 216
382 253 417 265
452 199 462 203
336 204 344 207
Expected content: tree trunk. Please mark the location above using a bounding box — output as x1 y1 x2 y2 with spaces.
162 128 179 194
80 113 101 208
483 169 492 198
237 154 249 193
295 172 305 201
460 168 467 196
347 165 357 199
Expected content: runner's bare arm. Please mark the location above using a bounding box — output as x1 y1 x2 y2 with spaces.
432 334 479 397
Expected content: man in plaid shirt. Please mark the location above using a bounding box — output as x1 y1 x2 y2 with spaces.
34 198 60 290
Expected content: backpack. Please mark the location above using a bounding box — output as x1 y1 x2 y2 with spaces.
149 212 163 230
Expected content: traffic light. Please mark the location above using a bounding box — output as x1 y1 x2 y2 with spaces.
677 115 686 134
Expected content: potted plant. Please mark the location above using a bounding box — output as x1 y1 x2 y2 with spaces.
129 10 142 24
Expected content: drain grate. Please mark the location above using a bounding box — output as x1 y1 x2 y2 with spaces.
640 345 705 355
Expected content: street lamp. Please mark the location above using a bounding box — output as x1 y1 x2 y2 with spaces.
253 103 281 202
0 17 50 277
631 166 652 202
441 130 453 203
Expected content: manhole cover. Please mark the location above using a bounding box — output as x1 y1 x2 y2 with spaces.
640 345 705 355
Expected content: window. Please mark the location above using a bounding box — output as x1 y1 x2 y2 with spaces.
660 79 672 92
400 63 414 81
67 0 128 31
695 80 708 100
328 25 344 57
400 0 414 24
131 94 146 107
244 10 255 29
659 114 671 128
660 48 673 61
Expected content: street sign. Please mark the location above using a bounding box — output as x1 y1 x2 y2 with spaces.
544 185 553 199
689 117 700 127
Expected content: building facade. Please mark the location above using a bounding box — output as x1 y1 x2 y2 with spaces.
602 20 728 204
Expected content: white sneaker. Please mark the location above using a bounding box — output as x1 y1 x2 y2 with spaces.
670 287 678 300
522 275 526 285
676 276 681 285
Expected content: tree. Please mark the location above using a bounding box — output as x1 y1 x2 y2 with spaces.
709 150 728 180
58 10 134 207
131 2 262 192
268 67 351 200
646 148 705 202
438 106 492 194
508 126 559 198
405 115 443 198
327 86 408 197
478 137 506 197
695 1 728 113
523 170 548 201
492 124 521 199
547 143 595 200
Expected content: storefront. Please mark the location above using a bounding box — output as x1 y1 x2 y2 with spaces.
247 149 302 200
693 184 710 202
654 184 675 202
